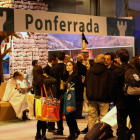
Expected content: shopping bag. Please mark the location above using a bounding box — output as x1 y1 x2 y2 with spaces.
83 101 89 113
101 106 117 126
35 98 42 118
27 94 35 117
35 84 60 122
63 83 76 115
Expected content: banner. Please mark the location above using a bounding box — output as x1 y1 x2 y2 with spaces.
0 7 135 36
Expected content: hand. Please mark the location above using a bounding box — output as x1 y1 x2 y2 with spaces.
67 83 71 88
27 88 32 92
17 87 21 93
43 73 48 78
109 102 114 105
81 75 85 83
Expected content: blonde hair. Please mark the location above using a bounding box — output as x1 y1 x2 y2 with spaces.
77 54 84 62
13 71 23 78
94 54 105 64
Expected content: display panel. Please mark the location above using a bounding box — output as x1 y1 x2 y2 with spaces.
48 33 134 61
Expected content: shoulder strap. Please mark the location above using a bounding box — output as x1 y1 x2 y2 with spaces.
43 83 54 100
67 82 75 93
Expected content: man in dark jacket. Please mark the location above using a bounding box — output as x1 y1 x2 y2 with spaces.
50 52 66 135
76 54 87 119
43 54 58 132
43 54 58 75
115 49 140 140
104 52 124 106
86 54 112 130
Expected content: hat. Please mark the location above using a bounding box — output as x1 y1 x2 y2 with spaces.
82 50 89 53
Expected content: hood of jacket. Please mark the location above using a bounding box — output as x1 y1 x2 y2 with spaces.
121 62 130 71
91 63 108 75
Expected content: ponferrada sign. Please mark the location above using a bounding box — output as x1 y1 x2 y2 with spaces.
26 14 99 33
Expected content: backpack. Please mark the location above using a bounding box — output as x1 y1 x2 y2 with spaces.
123 67 140 95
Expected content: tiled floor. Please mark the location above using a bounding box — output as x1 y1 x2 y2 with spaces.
0 113 134 140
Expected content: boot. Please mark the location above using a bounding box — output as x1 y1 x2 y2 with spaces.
41 135 50 140
65 135 75 140
22 111 30 120
35 133 41 140
75 129 80 139
22 111 27 120
81 125 88 134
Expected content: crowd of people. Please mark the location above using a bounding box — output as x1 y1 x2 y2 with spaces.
2 48 140 140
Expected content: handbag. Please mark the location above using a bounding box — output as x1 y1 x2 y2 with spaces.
35 84 60 122
63 83 76 115
124 84 140 96
123 67 140 96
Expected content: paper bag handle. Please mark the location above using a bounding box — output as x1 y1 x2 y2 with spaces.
41 84 54 100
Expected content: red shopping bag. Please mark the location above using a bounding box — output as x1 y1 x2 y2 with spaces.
35 84 60 122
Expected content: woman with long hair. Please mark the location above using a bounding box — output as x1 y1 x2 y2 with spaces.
33 65 57 140
64 61 82 140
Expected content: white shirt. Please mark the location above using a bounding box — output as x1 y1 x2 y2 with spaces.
25 67 33 86
48 63 52 67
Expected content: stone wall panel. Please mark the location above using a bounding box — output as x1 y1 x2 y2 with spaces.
3 0 48 81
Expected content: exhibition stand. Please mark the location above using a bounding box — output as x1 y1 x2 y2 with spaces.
0 7 135 121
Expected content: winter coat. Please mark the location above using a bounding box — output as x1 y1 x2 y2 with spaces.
115 62 140 109
86 63 112 102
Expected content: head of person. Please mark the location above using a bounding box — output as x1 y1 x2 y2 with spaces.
33 65 43 87
94 54 105 64
64 61 77 75
77 54 84 64
49 54 58 66
87 59 95 69
130 56 140 73
32 60 38 67
58 52 66 62
104 52 114 67
116 49 129 64
110 52 116 61
82 50 89 60
13 71 23 80
129 57 135 68
18 72 24 81
64 55 71 64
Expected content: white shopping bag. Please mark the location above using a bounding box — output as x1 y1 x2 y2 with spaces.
101 106 117 126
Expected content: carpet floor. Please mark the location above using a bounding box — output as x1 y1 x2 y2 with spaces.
0 113 135 140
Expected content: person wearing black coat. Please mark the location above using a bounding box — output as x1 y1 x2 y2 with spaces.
104 52 125 106
85 54 112 130
33 65 57 140
43 54 58 76
115 49 140 140
43 54 58 132
50 52 66 135
76 54 87 119
64 61 81 140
